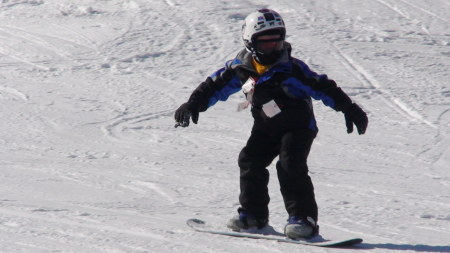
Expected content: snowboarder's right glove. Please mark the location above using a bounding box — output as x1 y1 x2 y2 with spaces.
343 103 368 135
174 102 199 128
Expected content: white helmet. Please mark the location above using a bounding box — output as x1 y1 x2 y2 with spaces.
242 9 286 52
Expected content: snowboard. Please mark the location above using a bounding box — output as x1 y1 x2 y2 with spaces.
187 218 363 248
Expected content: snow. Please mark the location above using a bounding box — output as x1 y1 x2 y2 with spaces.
0 0 449 252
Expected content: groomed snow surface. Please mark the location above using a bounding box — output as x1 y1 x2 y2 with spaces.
0 0 449 252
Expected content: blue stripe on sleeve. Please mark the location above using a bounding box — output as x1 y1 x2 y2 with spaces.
282 77 336 108
207 76 242 107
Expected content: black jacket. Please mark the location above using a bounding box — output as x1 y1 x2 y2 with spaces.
186 43 353 132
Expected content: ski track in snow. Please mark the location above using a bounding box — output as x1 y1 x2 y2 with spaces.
329 42 436 129
0 0 449 252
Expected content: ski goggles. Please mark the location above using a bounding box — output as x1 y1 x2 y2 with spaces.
255 38 284 54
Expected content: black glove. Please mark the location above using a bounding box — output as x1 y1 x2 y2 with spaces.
174 102 199 128
343 103 368 135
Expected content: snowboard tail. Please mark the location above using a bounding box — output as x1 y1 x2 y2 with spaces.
187 218 363 248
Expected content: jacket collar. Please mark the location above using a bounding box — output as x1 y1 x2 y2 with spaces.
228 42 292 75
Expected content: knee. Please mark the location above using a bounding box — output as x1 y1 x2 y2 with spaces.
277 158 309 175
238 147 272 169
238 147 250 168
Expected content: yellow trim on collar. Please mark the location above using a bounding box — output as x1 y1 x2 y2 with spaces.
252 58 271 75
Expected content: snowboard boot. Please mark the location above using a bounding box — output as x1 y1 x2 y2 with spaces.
226 209 268 231
284 216 319 239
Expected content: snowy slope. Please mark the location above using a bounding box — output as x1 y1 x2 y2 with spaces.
0 0 449 252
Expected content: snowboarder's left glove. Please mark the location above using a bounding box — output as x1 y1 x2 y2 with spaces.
343 103 368 135
174 102 199 128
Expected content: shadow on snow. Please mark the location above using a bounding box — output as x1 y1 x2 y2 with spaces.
360 243 450 252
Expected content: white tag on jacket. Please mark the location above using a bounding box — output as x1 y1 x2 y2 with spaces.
237 77 256 112
262 100 281 118
242 77 255 94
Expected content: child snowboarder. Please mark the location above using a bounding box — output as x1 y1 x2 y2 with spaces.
174 9 368 239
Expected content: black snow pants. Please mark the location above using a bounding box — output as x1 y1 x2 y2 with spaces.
238 125 318 222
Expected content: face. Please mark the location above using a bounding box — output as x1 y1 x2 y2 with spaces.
254 34 284 54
